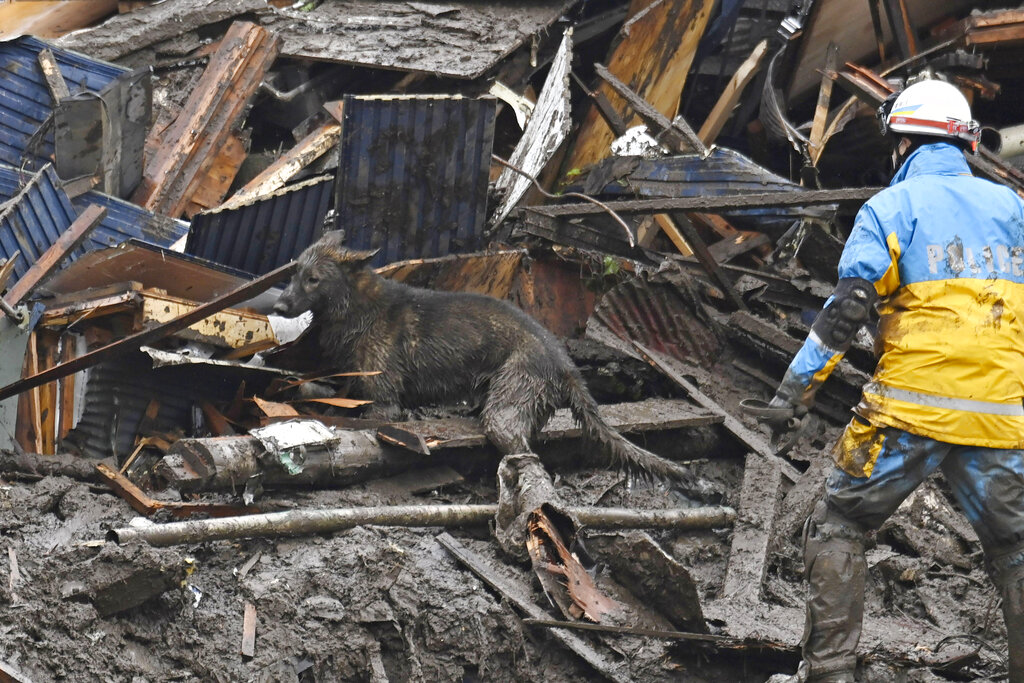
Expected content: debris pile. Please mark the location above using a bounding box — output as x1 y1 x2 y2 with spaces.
0 1 1020 680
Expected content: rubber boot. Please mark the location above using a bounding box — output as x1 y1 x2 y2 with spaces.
999 568 1024 683
799 500 866 682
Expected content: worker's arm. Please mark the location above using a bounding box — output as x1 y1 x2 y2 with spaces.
772 203 901 411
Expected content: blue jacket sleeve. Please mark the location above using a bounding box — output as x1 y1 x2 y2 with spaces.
776 204 901 407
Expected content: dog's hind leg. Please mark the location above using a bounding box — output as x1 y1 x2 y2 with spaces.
480 356 554 454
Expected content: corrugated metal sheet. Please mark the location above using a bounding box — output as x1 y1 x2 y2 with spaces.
186 175 333 275
591 272 724 366
0 35 127 170
62 351 241 461
0 163 78 280
580 147 834 233
71 187 189 250
0 163 189 279
335 95 495 267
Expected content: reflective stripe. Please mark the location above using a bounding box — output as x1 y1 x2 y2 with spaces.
863 382 1024 416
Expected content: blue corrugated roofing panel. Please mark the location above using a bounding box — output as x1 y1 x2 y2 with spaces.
0 163 189 279
0 35 128 169
0 163 77 279
186 175 333 275
71 188 189 250
334 95 495 267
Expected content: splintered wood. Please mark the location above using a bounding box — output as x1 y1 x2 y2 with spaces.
131 21 281 218
526 507 622 623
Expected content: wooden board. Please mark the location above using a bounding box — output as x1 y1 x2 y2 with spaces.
0 0 117 39
561 0 713 175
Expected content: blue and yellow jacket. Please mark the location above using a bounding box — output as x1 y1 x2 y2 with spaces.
782 142 1024 450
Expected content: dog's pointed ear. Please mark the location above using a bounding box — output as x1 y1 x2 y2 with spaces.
348 248 380 268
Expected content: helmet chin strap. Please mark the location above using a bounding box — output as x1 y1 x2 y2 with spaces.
891 136 913 172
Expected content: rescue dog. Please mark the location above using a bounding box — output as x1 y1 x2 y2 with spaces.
274 231 693 484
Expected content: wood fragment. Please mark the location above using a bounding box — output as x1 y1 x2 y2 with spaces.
808 43 839 164
184 132 247 218
241 602 257 658
521 618 740 645
0 261 297 402
131 21 281 218
436 532 633 683
218 122 340 211
722 453 784 604
0 658 32 683
96 463 260 519
562 0 712 173
4 204 106 307
36 47 70 103
697 39 768 146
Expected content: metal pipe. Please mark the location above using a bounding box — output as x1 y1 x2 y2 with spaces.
981 123 1024 159
108 504 737 547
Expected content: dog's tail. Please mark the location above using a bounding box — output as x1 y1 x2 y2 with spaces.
563 369 694 486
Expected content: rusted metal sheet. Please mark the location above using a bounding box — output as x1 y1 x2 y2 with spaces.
335 95 495 267
131 21 281 218
187 175 333 276
0 36 129 171
510 255 597 339
590 274 724 367
377 249 526 300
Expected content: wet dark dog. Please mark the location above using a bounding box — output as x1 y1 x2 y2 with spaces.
274 231 692 483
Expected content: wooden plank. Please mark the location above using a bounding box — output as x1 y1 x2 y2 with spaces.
883 0 918 59
4 204 107 307
241 602 257 658
436 533 633 683
37 47 70 103
0 0 117 39
0 262 296 403
184 131 248 218
667 211 747 311
562 0 712 174
36 330 60 455
15 335 39 454
808 42 839 163
139 289 277 350
867 0 888 62
217 122 340 211
57 333 77 440
722 453 784 603
131 21 281 218
697 39 769 146
630 341 800 484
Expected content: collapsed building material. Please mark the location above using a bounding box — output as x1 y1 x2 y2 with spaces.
158 399 722 492
437 531 633 683
3 204 105 307
490 30 573 232
0 316 30 452
107 504 736 546
186 175 333 276
0 261 296 402
96 463 259 519
698 39 769 146
722 453 785 604
131 21 281 218
67 541 186 617
563 0 713 174
334 94 495 266
0 1 117 40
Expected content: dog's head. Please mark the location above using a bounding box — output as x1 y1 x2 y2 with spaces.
273 231 379 318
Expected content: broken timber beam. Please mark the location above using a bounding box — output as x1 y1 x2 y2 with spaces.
563 0 712 174
4 204 106 307
697 39 769 147
218 118 340 210
0 261 297 402
631 341 800 484
437 532 634 683
722 453 785 604
526 187 880 218
131 21 281 218
107 504 736 546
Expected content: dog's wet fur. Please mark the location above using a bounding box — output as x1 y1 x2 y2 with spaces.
274 231 692 484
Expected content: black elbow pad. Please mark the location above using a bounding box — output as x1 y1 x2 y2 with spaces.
810 277 877 352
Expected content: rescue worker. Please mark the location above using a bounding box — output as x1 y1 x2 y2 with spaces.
764 78 1024 682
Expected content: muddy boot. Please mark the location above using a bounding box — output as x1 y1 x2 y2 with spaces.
998 565 1024 683
765 662 856 683
799 500 866 682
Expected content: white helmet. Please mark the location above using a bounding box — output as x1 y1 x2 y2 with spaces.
881 79 980 150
